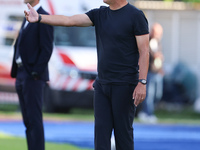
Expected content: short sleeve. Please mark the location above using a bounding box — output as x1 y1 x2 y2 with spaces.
85 8 98 26
133 10 149 36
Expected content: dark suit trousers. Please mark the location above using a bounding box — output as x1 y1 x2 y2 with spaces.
93 80 136 150
15 66 45 150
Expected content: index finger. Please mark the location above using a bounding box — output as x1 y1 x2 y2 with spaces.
27 3 32 10
134 98 139 106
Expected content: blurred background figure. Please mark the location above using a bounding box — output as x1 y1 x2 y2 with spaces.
138 23 164 123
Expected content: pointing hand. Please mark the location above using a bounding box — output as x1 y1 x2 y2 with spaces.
24 3 39 23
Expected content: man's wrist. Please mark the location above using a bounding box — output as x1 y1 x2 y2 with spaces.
37 14 42 23
138 79 147 85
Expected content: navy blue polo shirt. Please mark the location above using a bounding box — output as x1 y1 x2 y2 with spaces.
86 3 149 84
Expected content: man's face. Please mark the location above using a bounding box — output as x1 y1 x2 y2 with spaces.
24 0 34 4
103 0 113 5
24 0 39 6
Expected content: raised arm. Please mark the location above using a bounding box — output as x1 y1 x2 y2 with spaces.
133 34 149 107
24 3 93 27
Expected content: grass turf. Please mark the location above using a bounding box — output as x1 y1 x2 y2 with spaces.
0 133 93 150
1 104 200 124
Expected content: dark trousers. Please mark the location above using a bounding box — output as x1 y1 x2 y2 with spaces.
93 80 136 150
15 66 45 150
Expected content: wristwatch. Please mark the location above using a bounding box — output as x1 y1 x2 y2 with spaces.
139 79 147 85
37 14 42 23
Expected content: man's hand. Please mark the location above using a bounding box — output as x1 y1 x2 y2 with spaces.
24 3 39 23
132 83 146 107
31 72 39 80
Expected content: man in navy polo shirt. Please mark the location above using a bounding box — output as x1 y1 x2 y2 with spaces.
24 0 149 149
